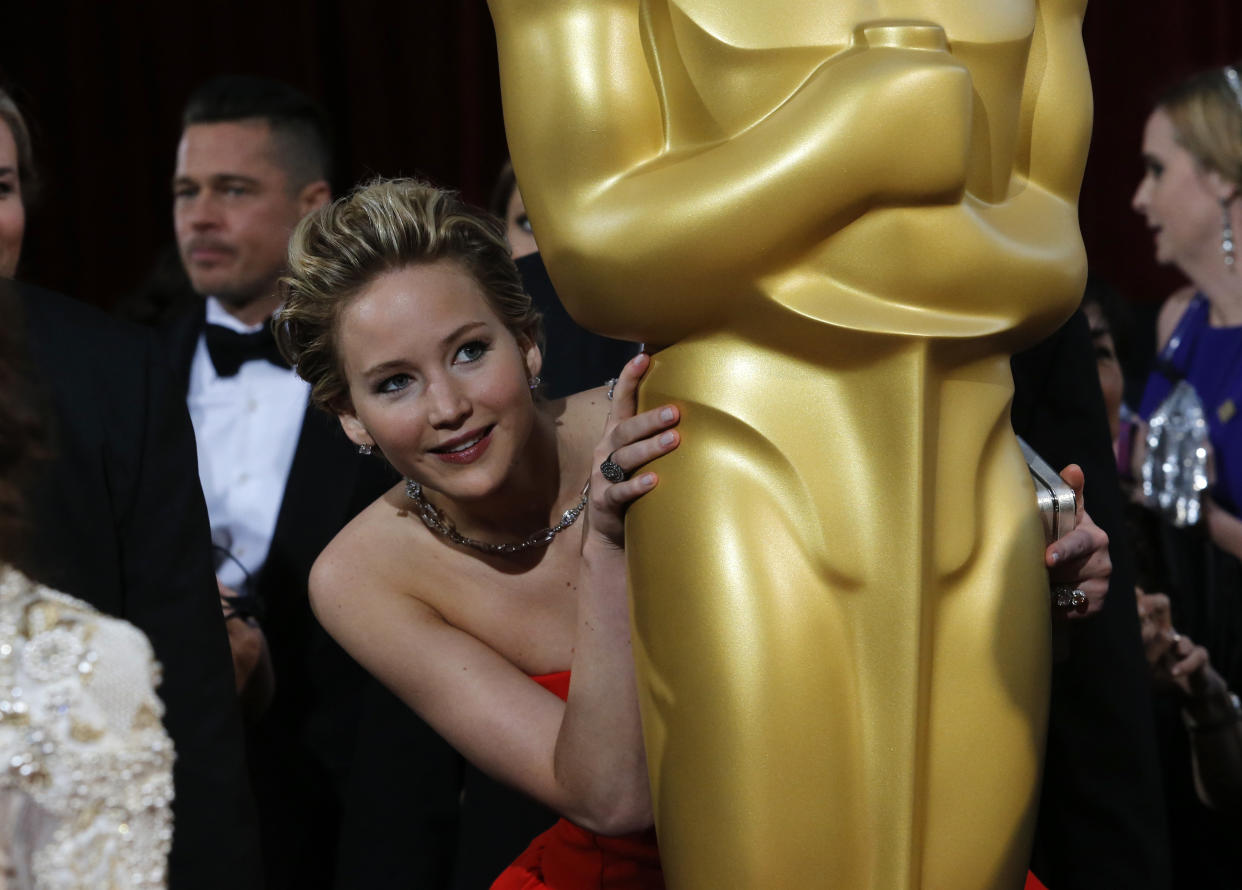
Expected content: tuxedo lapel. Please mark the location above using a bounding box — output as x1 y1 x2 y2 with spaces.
263 405 360 600
254 403 394 787
256 402 394 627
159 303 207 394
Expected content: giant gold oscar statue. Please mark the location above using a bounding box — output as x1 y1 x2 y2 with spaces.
489 2 1091 887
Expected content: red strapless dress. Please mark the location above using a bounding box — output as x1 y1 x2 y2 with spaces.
489 671 665 890
490 672 1043 890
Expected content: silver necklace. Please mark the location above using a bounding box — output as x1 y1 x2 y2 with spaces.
404 479 590 554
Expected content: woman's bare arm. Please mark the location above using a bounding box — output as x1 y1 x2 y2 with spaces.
311 354 676 834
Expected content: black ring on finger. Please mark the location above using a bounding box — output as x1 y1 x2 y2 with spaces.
1052 584 1087 610
600 452 627 483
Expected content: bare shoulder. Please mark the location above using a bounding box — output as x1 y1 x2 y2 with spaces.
561 382 615 431
309 484 429 625
1155 286 1198 351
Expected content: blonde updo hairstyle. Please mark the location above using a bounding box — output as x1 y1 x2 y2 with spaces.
1158 62 1242 188
276 178 543 413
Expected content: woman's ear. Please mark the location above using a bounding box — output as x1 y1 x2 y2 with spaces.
1204 168 1239 204
520 331 543 382
337 408 373 450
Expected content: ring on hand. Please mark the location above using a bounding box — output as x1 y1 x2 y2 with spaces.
600 452 627 483
1053 584 1088 611
606 378 618 401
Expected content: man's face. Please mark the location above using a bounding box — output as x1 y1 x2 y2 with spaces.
173 120 307 315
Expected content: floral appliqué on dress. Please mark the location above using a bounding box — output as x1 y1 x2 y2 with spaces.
0 566 174 889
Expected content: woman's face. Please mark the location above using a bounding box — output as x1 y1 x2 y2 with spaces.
0 118 26 278
335 259 541 498
505 186 538 260
1132 109 1231 272
1083 300 1124 442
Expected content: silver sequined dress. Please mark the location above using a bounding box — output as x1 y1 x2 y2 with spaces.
0 566 174 890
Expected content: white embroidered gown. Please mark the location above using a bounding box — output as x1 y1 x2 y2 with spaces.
0 566 174 889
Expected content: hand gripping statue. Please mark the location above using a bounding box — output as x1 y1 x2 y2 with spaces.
488 2 1091 887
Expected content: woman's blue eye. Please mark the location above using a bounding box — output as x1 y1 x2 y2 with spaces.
455 340 489 363
377 373 411 394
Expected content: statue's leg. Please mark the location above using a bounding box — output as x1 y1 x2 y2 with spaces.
627 439 870 888
627 365 1049 889
919 370 1052 889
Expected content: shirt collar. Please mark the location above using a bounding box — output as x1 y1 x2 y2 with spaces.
205 296 270 334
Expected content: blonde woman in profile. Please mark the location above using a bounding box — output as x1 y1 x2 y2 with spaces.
1129 61 1242 888
1133 61 1242 556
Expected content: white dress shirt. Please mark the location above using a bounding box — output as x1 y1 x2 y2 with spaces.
187 297 310 593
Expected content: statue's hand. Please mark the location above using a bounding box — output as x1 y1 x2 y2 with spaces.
804 21 972 208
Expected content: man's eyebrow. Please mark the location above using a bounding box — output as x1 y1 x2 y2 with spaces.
171 173 263 188
211 173 262 186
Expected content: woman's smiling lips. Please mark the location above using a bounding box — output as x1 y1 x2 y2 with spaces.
430 425 495 464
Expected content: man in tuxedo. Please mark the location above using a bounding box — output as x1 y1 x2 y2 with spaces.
164 76 460 888
11 280 264 890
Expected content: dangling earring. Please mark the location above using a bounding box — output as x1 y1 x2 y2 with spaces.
358 443 373 456
528 375 542 390
1223 200 1237 270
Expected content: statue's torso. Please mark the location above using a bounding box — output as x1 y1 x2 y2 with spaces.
667 0 1035 48
636 0 1081 343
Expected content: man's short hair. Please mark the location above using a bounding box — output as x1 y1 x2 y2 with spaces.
181 75 333 190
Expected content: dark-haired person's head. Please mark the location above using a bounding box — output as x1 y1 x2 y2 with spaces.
173 76 333 323
488 159 538 260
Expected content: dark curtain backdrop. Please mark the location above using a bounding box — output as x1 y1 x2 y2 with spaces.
1 1 506 310
1 2 1240 313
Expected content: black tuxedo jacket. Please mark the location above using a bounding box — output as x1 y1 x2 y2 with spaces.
1012 309 1171 889
13 283 263 890
162 305 471 889
164 305 386 767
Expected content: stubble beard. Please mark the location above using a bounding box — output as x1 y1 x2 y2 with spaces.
188 265 283 321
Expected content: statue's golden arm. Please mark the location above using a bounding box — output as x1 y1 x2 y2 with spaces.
491 2 975 340
1017 0 1091 199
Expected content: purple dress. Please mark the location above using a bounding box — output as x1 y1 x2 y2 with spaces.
1139 294 1242 514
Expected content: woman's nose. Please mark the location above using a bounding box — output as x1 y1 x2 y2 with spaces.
426 379 470 428
1131 176 1150 214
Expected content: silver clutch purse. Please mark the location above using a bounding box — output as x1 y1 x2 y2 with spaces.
1017 436 1077 545
1140 379 1210 527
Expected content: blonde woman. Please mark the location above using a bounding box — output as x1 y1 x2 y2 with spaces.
276 178 675 889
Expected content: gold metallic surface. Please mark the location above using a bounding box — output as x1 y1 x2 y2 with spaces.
490 2 1091 886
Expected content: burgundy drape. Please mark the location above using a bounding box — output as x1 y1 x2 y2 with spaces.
1 2 1239 311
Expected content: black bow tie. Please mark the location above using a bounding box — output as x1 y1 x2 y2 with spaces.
204 323 290 378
